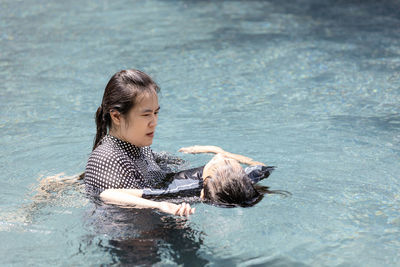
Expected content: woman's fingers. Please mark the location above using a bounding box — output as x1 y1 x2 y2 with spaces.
174 203 183 215
186 203 195 216
175 202 195 216
181 203 189 216
176 203 185 216
178 203 184 216
185 203 194 216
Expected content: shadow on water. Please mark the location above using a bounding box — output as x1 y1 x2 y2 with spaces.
163 0 400 73
331 113 400 133
83 202 208 266
330 114 400 155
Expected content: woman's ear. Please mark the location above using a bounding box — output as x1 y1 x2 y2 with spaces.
109 109 121 126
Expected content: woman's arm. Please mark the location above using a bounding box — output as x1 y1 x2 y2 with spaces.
178 145 265 166
100 189 195 216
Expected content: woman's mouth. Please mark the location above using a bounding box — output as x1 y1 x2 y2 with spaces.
146 132 154 137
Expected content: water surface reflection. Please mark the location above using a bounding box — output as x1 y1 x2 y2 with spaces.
84 202 208 265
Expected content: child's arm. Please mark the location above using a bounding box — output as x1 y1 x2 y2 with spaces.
178 145 265 166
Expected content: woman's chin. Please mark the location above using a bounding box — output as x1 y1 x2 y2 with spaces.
143 139 153 147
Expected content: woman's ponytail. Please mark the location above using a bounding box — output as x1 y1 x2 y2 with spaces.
93 105 108 150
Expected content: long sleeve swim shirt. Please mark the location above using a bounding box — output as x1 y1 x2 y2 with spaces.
84 134 166 193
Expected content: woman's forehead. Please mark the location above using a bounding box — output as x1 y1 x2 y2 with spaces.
134 91 159 110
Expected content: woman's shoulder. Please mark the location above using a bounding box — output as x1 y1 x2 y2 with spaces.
85 141 126 189
87 139 126 165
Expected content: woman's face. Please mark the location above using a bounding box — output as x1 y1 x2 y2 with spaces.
112 91 160 147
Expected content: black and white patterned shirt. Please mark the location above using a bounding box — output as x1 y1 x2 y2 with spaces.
84 134 166 192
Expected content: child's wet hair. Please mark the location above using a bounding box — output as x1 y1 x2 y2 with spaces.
202 162 260 206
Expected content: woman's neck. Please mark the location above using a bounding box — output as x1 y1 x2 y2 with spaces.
109 129 126 143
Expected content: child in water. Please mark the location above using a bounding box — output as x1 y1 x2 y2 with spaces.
133 145 275 207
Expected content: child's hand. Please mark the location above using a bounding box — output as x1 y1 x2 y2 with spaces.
249 160 266 166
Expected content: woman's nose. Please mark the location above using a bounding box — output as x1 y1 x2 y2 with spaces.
149 114 158 127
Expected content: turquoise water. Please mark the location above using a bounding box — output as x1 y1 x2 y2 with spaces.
1 0 399 265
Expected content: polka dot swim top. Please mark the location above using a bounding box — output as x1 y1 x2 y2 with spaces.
84 134 166 193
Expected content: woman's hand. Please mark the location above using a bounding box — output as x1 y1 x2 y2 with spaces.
179 145 225 154
159 202 195 216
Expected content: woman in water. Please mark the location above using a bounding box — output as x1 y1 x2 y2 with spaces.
84 69 274 216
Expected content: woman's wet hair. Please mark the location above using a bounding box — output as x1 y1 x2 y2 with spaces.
93 69 160 150
202 163 261 207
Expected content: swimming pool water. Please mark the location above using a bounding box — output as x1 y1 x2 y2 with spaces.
1 0 399 266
